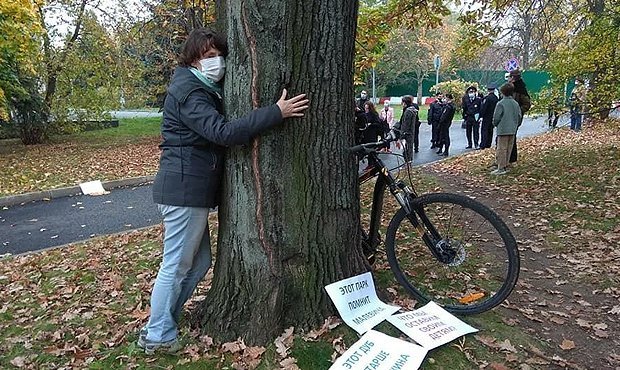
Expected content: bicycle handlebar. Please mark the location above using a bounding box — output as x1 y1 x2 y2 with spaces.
348 130 399 155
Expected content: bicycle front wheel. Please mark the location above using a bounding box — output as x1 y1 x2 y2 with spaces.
385 192 519 315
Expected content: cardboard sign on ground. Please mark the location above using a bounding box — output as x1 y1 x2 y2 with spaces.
386 301 478 349
325 272 400 334
329 330 427 370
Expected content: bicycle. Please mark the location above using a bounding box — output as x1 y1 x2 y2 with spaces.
351 132 520 315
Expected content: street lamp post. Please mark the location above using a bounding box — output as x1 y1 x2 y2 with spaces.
372 67 376 104
434 55 441 87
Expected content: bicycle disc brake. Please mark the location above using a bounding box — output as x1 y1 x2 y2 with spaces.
435 239 466 266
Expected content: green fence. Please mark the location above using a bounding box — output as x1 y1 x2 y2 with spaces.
385 70 552 98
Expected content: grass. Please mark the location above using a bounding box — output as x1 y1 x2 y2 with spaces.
62 117 162 145
0 117 161 196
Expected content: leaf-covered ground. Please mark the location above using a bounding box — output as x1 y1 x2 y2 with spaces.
0 119 161 196
1 119 619 369
425 119 620 369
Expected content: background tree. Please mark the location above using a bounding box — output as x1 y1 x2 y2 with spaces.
377 20 457 100
131 0 216 107
50 11 122 128
0 0 45 143
545 0 619 117
195 0 367 345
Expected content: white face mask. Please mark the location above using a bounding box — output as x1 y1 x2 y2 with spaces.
198 56 226 82
468 93 475 99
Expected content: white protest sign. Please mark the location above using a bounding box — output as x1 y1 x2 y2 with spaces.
330 330 427 370
79 180 109 196
325 272 400 334
386 301 478 349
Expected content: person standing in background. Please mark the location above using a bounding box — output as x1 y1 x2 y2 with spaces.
361 101 384 144
492 83 522 175
461 86 482 149
398 95 419 162
569 78 587 132
427 92 444 149
356 90 369 112
479 85 499 149
379 100 395 151
436 93 456 157
507 69 531 164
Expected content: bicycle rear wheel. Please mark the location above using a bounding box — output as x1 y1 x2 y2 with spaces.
385 192 519 315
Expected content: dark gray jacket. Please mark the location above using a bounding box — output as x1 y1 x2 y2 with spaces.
152 67 282 207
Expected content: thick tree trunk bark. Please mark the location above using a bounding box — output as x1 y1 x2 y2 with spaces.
196 0 367 345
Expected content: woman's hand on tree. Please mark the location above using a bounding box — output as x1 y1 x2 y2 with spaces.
276 89 309 118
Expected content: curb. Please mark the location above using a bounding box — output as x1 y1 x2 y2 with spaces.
0 175 155 208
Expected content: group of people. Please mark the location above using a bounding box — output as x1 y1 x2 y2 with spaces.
354 69 532 175
455 69 531 174
355 92 423 162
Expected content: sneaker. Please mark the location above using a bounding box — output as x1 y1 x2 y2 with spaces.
490 168 508 175
138 327 148 344
465 145 472 149
137 330 182 355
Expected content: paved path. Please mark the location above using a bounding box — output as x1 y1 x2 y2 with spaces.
0 116 549 255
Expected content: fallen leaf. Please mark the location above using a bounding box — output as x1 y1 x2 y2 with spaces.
559 339 575 350
576 318 591 328
499 339 517 353
222 338 246 354
594 330 609 338
274 327 294 358
593 323 608 330
10 357 26 368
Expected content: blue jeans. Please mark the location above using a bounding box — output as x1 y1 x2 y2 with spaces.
570 107 582 131
145 204 212 343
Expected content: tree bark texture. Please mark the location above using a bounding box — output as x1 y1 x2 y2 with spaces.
197 0 368 345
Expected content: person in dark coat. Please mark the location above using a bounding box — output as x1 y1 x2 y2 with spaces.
143 28 309 354
427 92 444 149
461 86 482 149
361 101 384 144
398 95 419 162
507 69 531 164
356 90 369 112
479 85 499 149
436 93 456 156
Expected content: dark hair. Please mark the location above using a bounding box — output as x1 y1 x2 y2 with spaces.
364 101 377 114
500 83 515 96
178 28 228 67
401 95 413 106
445 93 453 100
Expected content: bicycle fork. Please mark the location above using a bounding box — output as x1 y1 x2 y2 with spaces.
389 181 456 265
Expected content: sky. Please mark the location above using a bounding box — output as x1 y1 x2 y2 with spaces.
44 0 150 44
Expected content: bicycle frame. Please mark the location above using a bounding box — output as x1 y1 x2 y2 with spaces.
360 150 416 254
359 146 445 262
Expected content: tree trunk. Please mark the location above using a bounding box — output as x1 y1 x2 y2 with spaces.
416 73 424 104
196 0 367 345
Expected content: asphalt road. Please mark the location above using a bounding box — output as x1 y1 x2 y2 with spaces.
0 116 550 255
